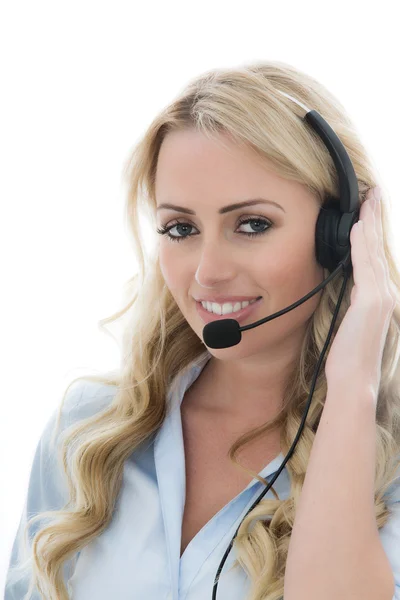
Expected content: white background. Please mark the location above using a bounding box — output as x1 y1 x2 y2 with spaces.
1 0 399 592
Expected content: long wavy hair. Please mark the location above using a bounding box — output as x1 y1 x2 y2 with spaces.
9 60 400 600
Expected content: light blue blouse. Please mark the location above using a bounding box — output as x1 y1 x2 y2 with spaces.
5 350 400 599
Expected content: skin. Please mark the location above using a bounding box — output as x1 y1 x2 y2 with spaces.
155 128 324 425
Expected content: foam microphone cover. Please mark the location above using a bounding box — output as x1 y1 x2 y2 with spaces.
202 319 242 349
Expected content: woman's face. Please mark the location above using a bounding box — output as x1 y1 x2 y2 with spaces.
155 128 324 359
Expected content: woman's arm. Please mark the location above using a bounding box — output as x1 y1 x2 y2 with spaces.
283 386 395 600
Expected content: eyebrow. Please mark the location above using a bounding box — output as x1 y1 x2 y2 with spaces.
156 198 285 215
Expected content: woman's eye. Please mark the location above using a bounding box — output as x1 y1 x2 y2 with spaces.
156 217 272 243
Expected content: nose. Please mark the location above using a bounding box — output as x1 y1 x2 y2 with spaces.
194 239 238 287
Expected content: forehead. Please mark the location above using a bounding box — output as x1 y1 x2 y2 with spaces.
156 129 271 184
155 129 317 213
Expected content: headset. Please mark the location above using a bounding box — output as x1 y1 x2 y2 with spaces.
202 90 361 599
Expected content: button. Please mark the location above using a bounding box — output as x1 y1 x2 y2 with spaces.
166 593 172 600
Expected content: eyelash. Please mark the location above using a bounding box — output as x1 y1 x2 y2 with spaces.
156 217 273 243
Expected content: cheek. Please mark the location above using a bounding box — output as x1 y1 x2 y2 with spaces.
260 245 321 300
159 246 186 293
256 247 301 285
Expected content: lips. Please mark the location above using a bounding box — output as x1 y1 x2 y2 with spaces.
195 296 261 303
195 297 263 325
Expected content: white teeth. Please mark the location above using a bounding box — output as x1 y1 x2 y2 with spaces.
200 298 258 315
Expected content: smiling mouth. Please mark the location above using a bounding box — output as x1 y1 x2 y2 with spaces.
197 298 260 312
195 296 263 323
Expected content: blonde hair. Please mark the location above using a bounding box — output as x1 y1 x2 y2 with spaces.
9 60 400 600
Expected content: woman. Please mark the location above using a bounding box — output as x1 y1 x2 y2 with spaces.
5 60 400 600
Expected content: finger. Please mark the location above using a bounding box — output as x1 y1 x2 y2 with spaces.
373 191 391 281
361 190 389 296
361 190 378 259
369 190 394 302
373 191 397 308
350 219 376 292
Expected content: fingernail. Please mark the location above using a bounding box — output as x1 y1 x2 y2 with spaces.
373 186 381 202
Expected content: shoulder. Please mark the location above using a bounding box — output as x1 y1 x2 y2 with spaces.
14 379 118 531
62 378 118 424
383 456 400 507
4 380 118 597
379 465 400 598
46 379 118 450
26 378 119 508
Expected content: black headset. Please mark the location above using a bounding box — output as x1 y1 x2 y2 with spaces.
204 90 361 599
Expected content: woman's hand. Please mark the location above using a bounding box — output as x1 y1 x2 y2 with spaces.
324 186 397 401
